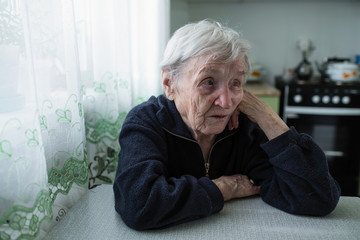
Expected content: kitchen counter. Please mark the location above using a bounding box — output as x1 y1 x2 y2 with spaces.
244 81 281 96
45 184 360 240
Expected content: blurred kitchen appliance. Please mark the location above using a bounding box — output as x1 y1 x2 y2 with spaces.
294 39 314 80
317 57 359 82
276 77 360 196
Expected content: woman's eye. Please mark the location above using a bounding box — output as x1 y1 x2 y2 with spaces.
232 80 242 88
203 79 214 86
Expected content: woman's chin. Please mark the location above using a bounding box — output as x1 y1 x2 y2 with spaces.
201 124 228 136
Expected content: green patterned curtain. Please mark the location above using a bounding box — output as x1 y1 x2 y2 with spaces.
0 0 169 239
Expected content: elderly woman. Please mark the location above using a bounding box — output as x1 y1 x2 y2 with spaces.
113 20 340 230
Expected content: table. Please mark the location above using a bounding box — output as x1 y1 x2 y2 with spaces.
45 185 360 240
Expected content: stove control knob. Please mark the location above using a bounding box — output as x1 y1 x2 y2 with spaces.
342 96 351 104
322 95 330 104
312 95 320 104
332 96 340 104
293 94 302 103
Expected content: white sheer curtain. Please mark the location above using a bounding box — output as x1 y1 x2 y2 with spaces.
0 0 169 239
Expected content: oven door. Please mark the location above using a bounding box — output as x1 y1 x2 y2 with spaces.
285 106 360 196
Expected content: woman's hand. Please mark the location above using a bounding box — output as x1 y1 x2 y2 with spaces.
228 89 289 140
212 174 260 201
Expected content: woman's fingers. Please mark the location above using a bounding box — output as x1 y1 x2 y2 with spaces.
213 174 260 201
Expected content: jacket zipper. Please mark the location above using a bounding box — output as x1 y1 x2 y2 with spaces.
163 127 238 177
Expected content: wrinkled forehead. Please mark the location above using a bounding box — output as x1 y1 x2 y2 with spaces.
186 55 248 75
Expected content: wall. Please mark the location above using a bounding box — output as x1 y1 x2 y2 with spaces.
171 0 360 84
170 0 190 34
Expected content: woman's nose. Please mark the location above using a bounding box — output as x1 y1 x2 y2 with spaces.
214 87 232 109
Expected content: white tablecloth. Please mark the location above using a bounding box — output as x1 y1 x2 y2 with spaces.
45 184 360 240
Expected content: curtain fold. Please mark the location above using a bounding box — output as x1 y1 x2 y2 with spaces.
0 0 169 239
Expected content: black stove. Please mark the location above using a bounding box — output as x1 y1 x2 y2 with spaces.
276 77 360 112
276 76 360 196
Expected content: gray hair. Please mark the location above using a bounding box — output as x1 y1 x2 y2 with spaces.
160 19 251 79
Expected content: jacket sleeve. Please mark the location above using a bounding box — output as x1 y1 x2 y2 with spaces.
113 113 224 230
258 126 341 216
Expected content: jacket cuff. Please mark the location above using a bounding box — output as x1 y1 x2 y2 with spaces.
198 177 224 214
260 126 300 158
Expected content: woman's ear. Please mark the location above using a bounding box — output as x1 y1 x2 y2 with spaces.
162 70 175 100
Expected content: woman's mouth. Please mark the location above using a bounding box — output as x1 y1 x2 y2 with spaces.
212 115 227 119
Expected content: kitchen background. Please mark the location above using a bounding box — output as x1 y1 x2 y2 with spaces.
171 0 360 85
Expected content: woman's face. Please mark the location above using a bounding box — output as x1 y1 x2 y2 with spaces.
165 55 246 139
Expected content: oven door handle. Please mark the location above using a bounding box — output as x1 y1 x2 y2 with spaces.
285 113 300 119
285 106 360 116
323 150 345 157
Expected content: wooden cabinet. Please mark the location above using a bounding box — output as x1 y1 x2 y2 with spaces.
244 82 281 114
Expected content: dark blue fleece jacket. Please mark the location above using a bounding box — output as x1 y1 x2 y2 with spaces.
113 95 340 230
